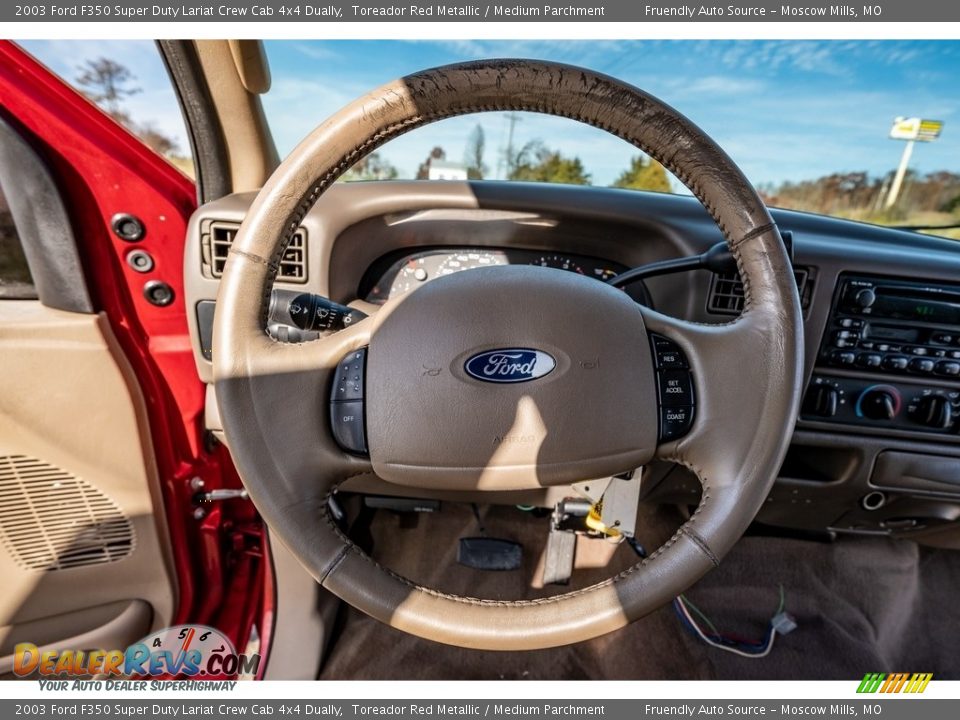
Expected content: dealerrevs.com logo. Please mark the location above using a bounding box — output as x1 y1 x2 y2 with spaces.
857 673 933 694
14 624 260 678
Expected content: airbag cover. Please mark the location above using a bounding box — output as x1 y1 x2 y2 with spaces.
366 265 657 490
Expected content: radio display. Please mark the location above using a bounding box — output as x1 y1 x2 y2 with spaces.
864 324 920 343
871 295 960 325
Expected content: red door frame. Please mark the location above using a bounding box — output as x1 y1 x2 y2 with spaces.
0 41 273 672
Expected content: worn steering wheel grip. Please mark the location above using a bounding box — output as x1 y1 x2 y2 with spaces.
213 60 804 650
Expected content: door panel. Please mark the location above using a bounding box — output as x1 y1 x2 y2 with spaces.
0 40 272 675
0 302 175 670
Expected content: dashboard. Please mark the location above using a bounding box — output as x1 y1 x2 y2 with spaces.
184 180 960 544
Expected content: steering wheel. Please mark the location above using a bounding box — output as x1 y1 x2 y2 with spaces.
213 60 803 651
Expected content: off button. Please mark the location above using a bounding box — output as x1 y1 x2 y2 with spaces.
330 400 367 455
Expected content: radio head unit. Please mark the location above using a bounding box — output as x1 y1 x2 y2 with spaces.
806 275 960 436
838 277 960 326
821 275 960 377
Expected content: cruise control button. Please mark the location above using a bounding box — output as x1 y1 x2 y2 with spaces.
660 405 694 442
658 370 694 406
651 334 688 369
330 401 367 454
332 348 366 401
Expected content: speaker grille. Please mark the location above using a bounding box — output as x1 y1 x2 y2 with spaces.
0 455 135 571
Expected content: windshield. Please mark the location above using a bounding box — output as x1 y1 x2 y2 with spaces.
263 40 960 239
22 39 957 239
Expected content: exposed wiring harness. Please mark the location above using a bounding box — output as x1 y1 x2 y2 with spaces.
672 585 797 659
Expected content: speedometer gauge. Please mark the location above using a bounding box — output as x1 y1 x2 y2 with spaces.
531 254 585 274
436 251 505 276
593 267 620 282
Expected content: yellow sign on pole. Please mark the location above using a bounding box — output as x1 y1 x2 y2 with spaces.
889 117 944 142
885 117 944 209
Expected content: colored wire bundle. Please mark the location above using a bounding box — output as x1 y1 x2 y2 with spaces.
672 585 792 659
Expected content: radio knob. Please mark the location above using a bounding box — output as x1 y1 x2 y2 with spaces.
854 288 877 309
858 386 900 421
913 395 953 430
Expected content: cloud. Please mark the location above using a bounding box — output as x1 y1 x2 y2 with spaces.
663 75 766 97
291 43 342 62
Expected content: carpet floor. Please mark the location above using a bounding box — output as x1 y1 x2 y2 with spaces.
319 502 960 680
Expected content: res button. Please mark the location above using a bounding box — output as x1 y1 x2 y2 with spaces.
651 334 689 369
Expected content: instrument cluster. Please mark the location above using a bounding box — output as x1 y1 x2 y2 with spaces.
362 248 635 304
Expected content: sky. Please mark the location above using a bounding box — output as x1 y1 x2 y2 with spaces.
20 39 960 191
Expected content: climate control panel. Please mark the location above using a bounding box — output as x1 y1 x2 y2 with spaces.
803 375 960 435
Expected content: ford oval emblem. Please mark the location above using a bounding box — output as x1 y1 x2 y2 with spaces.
464 348 556 384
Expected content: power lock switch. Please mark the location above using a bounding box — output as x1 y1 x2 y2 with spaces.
330 348 368 455
650 334 696 442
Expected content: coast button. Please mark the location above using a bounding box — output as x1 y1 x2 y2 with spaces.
660 406 694 442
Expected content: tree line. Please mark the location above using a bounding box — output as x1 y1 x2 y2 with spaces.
759 170 960 221
347 122 673 192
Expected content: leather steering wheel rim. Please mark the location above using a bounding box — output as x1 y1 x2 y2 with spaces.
213 59 804 651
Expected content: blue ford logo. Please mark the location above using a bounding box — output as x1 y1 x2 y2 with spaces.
464 349 556 384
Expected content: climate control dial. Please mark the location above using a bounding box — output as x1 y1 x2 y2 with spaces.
856 385 901 421
911 395 953 430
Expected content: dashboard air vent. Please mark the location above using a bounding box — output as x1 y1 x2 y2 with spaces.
707 267 812 315
204 221 307 283
0 455 135 572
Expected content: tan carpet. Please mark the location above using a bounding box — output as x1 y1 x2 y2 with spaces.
319 502 960 680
